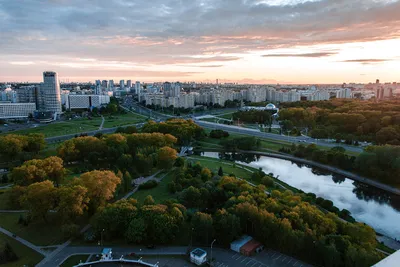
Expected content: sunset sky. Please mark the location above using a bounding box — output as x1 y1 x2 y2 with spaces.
1 0 400 84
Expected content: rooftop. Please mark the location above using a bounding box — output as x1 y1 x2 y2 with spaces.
191 248 207 257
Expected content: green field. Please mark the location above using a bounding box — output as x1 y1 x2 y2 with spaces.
2 113 147 138
4 118 101 137
0 212 67 246
101 113 147 128
130 172 175 204
188 156 255 180
0 232 44 267
60 254 90 267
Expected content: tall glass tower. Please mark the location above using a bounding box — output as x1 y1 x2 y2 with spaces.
40 71 62 114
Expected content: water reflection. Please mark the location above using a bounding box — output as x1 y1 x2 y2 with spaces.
199 151 400 239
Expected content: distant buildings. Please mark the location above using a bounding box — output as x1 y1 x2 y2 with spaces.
119 80 124 89
108 80 114 91
336 88 352 99
126 80 132 88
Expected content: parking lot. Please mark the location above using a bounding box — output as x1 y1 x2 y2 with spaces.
213 249 313 267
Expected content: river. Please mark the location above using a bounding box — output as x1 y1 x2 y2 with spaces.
200 152 400 240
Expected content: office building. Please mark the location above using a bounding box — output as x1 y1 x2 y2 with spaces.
40 71 62 114
119 80 125 89
108 80 114 91
65 95 110 110
0 103 36 119
15 86 38 104
101 80 108 88
127 80 132 88
163 82 172 97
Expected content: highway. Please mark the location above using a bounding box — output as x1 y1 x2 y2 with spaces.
195 120 364 153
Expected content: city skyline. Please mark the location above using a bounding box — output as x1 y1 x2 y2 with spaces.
1 0 400 83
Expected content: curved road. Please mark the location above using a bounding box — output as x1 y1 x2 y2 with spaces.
195 120 363 153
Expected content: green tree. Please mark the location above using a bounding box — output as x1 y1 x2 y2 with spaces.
158 146 177 169
56 185 89 222
191 212 213 244
218 166 223 176
125 217 147 243
20 181 56 222
77 170 121 213
144 195 155 205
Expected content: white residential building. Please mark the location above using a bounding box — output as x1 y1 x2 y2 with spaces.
336 88 352 99
0 103 36 119
66 95 110 110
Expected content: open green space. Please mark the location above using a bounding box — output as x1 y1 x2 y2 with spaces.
5 117 102 137
130 172 174 204
0 232 44 267
187 155 255 180
2 113 146 138
0 212 67 246
101 113 147 128
60 254 90 267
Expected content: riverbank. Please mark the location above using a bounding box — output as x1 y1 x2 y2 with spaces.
199 148 400 196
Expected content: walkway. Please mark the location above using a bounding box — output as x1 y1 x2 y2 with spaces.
0 226 47 256
98 115 105 130
0 183 13 189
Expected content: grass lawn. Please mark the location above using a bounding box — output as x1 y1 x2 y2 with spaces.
130 172 175 204
0 232 44 267
6 117 102 137
188 155 255 180
102 113 147 128
0 188 12 210
0 212 67 246
60 254 90 267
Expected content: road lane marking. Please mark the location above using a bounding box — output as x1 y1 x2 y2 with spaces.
241 257 248 263
271 252 276 257
293 261 299 266
251 262 258 267
275 255 282 260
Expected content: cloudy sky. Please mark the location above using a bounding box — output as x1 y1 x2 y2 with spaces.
1 0 400 83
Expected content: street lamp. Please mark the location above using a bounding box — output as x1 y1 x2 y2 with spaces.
210 239 216 266
190 227 194 248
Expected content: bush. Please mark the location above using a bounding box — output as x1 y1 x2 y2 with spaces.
168 182 177 194
209 130 229 139
138 180 158 190
261 176 274 187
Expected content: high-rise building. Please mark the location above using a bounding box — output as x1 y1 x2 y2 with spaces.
127 80 132 88
15 86 38 104
120 80 125 89
163 82 172 97
135 81 141 100
95 80 101 87
101 80 108 88
40 71 62 113
336 88 352 99
108 80 114 91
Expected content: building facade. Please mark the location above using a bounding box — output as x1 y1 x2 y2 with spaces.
40 71 62 113
0 103 36 119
